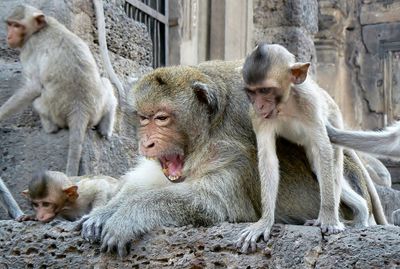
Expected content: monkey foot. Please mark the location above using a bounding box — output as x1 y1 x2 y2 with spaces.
236 219 273 253
304 219 345 234
304 219 319 226
320 223 345 234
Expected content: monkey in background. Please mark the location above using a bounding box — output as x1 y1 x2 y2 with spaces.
236 43 387 253
0 177 24 220
18 171 119 222
1 4 118 176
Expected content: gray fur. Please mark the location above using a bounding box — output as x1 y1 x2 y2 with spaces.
360 153 392 187
242 42 271 85
393 209 400 226
0 5 117 176
0 177 24 219
79 61 262 257
78 61 377 257
327 122 400 160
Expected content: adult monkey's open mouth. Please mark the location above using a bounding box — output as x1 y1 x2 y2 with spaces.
159 154 185 183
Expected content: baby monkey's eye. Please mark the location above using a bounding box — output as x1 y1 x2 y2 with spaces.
244 88 255 96
42 202 51 207
259 87 273 95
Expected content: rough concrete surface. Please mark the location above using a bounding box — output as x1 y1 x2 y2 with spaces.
0 221 399 269
1 0 400 268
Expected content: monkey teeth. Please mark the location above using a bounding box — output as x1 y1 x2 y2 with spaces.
159 154 184 182
168 175 179 181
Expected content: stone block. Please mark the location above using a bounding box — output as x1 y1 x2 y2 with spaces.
253 0 318 34
361 2 400 25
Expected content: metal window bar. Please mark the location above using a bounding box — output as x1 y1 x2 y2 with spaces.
124 0 168 68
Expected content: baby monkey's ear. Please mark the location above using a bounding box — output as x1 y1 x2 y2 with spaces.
21 189 30 199
63 185 79 201
290 62 310 85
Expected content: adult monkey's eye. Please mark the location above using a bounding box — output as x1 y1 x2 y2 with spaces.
155 115 168 121
154 113 171 126
139 115 150 125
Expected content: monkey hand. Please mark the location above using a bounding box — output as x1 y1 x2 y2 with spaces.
78 208 115 243
99 212 142 257
304 218 345 234
16 214 37 222
236 218 273 253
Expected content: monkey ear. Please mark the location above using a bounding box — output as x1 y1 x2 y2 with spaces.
63 185 79 201
21 189 30 198
33 13 47 30
290 62 310 84
191 81 219 115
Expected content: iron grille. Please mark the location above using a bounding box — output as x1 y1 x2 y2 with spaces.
124 0 168 68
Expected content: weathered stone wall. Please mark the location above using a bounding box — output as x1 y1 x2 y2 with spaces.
253 0 319 73
0 0 153 220
315 0 400 130
315 0 400 189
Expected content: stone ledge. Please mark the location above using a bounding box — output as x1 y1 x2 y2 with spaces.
0 221 399 268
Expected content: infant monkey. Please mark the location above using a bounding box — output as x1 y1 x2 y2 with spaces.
19 171 119 222
237 43 386 252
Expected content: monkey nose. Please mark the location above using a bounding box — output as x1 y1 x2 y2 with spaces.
143 141 155 149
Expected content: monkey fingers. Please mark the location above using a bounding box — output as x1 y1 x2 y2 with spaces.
16 214 37 222
80 215 103 243
320 223 345 235
74 215 87 231
236 220 272 253
101 231 131 257
304 219 345 234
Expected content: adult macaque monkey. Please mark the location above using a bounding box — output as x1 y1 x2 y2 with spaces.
2 4 118 176
0 177 24 219
77 61 380 257
18 171 119 222
236 43 387 253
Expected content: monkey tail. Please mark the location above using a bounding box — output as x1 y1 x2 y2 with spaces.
327 122 400 160
0 176 24 219
346 150 388 225
66 115 89 176
93 0 126 106
368 182 389 225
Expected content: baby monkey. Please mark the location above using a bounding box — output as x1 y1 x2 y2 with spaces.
237 43 386 252
19 171 119 222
